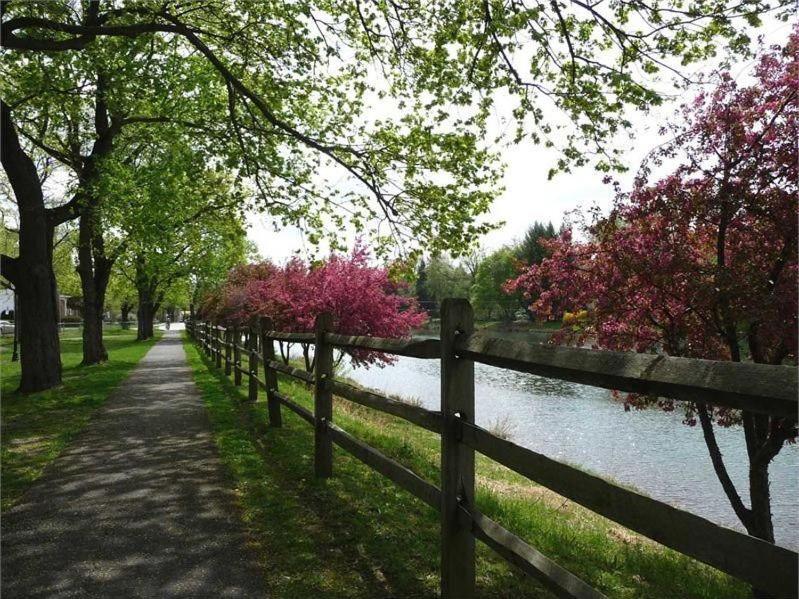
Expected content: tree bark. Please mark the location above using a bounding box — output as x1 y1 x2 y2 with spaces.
77 207 109 363
1 102 63 392
748 445 781 599
747 458 775 541
120 300 133 329
135 258 162 341
136 281 156 341
74 75 119 364
136 300 155 340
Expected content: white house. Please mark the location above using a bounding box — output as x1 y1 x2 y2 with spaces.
0 289 80 321
0 288 14 319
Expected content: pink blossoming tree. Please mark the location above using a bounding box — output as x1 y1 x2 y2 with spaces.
199 244 426 368
506 31 798 549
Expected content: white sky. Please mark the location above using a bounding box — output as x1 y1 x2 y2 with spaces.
247 21 793 263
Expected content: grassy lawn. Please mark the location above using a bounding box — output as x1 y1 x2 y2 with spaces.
1 329 160 511
183 334 748 599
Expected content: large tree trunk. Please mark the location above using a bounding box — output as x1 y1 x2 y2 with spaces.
136 258 152 340
134 255 165 341
136 300 155 340
76 202 115 364
136 294 160 340
120 300 133 329
135 265 162 341
77 208 110 364
72 74 118 364
1 102 63 392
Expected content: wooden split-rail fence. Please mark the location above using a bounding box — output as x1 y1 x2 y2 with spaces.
186 298 798 599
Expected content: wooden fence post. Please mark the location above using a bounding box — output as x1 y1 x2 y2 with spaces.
260 317 282 427
213 325 219 366
224 324 232 375
233 325 242 386
248 317 259 402
205 322 212 357
215 325 223 369
314 312 334 478
440 298 475 599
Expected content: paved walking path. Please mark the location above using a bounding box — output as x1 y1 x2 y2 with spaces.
1 331 267 598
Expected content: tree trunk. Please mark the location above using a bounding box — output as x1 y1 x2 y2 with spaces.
699 401 784 599
77 208 109 364
135 267 162 341
136 303 153 340
136 295 155 341
71 74 119 364
747 460 774 542
1 102 63 392
76 211 99 359
748 460 776 599
120 300 133 329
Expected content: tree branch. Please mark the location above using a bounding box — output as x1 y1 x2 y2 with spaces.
697 403 752 528
1 254 20 285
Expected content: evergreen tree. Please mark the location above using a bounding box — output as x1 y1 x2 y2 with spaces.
515 221 557 266
415 259 434 315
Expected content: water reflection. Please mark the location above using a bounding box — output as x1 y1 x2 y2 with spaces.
342 354 799 550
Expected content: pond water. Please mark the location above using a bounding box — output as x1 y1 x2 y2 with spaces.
339 351 799 550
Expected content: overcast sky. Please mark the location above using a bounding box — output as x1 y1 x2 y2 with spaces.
248 20 792 263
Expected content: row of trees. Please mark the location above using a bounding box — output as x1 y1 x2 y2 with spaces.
198 245 426 369
0 119 252 341
415 222 558 321
1 0 775 392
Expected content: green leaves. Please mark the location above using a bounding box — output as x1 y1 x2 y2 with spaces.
2 0 781 261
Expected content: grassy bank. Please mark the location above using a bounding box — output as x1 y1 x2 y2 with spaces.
182 334 747 599
1 329 160 510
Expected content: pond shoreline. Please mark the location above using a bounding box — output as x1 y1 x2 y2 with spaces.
342 353 799 550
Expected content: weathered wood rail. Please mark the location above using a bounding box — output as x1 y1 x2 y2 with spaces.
186 299 798 599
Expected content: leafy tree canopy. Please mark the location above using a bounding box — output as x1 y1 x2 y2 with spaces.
505 31 797 543
472 247 522 320
3 0 788 256
424 255 472 303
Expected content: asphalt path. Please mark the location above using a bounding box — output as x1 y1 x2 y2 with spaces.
1 331 266 598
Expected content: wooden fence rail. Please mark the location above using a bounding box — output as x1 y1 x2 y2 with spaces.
185 299 798 599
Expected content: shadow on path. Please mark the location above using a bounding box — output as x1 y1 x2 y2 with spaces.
1 332 266 598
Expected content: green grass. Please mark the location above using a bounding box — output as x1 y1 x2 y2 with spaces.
183 335 748 599
1 329 160 510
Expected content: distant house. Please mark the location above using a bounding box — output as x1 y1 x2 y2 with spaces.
0 289 81 321
60 295 81 320
0 288 14 320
